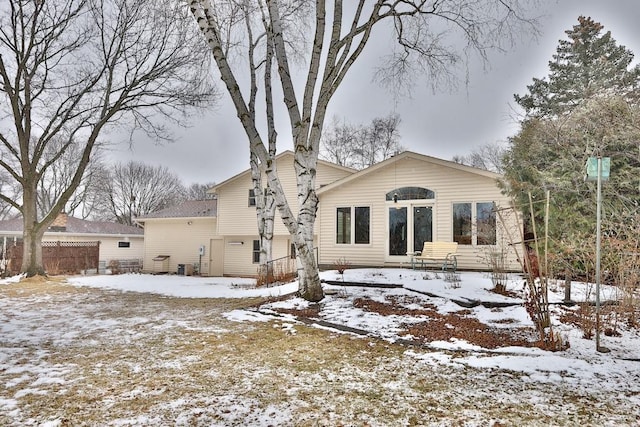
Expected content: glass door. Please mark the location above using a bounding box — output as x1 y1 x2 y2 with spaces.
388 207 407 256
413 206 433 253
388 205 433 260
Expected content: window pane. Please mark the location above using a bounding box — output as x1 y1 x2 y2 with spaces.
118 241 130 248
336 207 351 244
386 187 434 201
477 202 496 245
354 207 370 244
248 189 256 207
413 206 432 253
252 240 260 263
453 203 472 245
389 207 407 255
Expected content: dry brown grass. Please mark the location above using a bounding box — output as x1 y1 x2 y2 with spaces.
0 278 637 426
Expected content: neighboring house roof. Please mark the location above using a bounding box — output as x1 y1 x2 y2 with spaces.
212 150 356 192
0 214 143 236
136 199 217 221
316 151 502 195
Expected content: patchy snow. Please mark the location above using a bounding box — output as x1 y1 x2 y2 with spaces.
63 269 640 385
1 269 639 425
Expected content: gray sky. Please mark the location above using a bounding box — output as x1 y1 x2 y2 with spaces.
109 0 640 185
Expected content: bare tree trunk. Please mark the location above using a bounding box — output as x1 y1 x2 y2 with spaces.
294 150 322 300
251 152 275 281
257 197 276 281
21 186 46 276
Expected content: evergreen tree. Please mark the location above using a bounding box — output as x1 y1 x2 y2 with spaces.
503 97 640 279
515 16 640 118
504 17 640 280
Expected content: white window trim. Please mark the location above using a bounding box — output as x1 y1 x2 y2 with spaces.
335 205 372 246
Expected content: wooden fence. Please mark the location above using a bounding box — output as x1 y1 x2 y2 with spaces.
5 241 100 275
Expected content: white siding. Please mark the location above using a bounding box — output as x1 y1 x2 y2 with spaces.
222 236 293 277
41 233 144 265
317 155 521 271
98 237 144 264
216 153 353 237
142 218 217 275
212 151 521 275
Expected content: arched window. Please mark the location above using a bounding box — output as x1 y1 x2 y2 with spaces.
385 187 434 201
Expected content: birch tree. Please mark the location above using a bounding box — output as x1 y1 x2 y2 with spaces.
0 0 215 276
189 0 539 301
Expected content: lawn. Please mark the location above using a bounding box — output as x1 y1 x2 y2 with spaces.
0 270 638 426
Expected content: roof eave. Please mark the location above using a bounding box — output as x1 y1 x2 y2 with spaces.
317 151 502 195
212 150 356 192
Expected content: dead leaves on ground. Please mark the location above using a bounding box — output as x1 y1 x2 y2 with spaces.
273 294 539 350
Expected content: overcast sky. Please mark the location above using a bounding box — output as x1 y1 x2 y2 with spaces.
108 0 640 185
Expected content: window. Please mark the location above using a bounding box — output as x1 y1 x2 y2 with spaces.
336 207 351 244
248 188 269 207
252 240 260 263
118 241 130 248
354 207 370 244
453 203 472 245
453 202 497 245
386 187 434 201
336 206 370 244
477 202 496 245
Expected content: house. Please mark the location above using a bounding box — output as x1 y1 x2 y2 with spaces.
315 151 520 271
210 151 354 277
0 212 144 273
141 150 522 277
135 199 217 275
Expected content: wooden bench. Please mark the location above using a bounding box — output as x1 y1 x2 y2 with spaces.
411 242 458 272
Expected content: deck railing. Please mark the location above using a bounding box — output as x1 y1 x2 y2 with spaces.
259 247 318 287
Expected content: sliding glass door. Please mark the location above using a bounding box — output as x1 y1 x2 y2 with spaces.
388 205 432 258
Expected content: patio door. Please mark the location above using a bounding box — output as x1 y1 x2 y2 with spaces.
388 207 407 256
413 205 433 254
388 205 433 260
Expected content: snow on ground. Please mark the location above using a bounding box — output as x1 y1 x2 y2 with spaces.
66 273 296 299
64 269 640 393
1 269 639 425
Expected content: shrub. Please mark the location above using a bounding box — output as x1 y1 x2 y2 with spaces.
108 260 121 275
334 257 351 275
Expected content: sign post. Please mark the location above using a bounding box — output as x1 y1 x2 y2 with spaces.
585 156 610 353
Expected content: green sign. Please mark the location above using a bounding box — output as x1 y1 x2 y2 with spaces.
585 157 610 182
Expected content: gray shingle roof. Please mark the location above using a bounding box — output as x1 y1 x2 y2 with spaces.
0 215 143 235
136 199 217 220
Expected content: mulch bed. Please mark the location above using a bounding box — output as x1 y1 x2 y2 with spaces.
272 294 541 350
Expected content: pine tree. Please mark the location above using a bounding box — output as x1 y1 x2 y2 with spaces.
503 97 640 279
504 16 640 280
515 16 640 118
